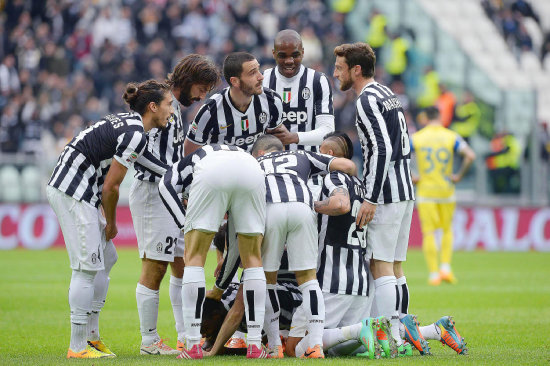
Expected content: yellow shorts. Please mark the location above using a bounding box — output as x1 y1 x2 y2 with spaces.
416 201 456 234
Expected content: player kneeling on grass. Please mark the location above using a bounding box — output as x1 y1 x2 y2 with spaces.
159 144 269 359
47 80 174 358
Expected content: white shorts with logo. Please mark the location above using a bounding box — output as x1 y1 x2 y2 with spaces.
184 150 266 236
262 201 317 272
289 291 373 338
366 200 414 262
46 185 111 271
129 179 184 261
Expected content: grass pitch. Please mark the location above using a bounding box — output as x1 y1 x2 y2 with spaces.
1 248 549 365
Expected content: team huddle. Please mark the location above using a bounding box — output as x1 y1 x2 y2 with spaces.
47 29 468 359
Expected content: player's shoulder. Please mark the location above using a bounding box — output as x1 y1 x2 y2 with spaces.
109 112 144 132
262 86 282 100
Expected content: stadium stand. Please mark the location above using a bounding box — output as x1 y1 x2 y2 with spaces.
0 0 547 204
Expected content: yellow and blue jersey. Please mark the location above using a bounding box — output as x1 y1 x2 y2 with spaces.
411 125 467 200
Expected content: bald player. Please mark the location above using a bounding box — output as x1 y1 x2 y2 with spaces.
263 29 334 200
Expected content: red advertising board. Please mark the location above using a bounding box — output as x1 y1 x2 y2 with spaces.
1 204 549 251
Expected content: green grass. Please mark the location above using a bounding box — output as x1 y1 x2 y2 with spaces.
1 249 549 365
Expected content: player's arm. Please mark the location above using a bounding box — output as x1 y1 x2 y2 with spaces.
103 131 147 240
328 157 357 177
207 286 245 356
135 148 170 176
297 73 335 146
314 187 350 215
158 158 191 230
102 159 128 241
452 138 476 183
184 102 212 156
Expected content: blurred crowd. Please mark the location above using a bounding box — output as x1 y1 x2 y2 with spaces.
0 0 360 160
482 0 550 67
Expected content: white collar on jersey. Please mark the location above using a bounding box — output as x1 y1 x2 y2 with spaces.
274 64 305 82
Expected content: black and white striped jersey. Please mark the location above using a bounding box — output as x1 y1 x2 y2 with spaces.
186 87 283 152
256 150 334 208
263 65 334 152
317 172 370 296
355 81 415 204
221 258 302 332
48 112 151 207
158 144 243 229
134 96 184 182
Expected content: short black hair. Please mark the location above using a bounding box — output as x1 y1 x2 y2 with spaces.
324 131 354 159
251 134 284 156
424 106 440 120
223 52 256 84
201 298 228 341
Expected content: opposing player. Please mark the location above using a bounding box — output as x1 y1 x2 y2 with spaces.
333 43 426 355
129 54 220 355
411 106 475 285
184 52 285 155
263 29 334 199
46 80 173 358
251 134 356 358
159 144 269 359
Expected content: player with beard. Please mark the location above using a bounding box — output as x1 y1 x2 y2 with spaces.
333 43 427 356
184 52 286 155
129 55 220 355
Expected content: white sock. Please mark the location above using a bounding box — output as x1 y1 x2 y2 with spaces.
374 276 403 346
299 280 325 348
88 269 109 341
136 283 160 346
420 323 441 340
182 266 205 347
263 284 281 347
429 272 439 280
440 263 451 273
169 275 184 342
295 335 309 357
69 269 96 351
242 267 266 347
341 322 362 341
396 276 408 318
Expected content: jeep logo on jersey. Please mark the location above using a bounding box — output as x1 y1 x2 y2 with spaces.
259 112 268 124
301 87 311 100
228 133 260 147
282 88 292 103
282 109 308 124
241 116 249 131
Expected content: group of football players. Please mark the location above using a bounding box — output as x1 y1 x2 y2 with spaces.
47 29 468 359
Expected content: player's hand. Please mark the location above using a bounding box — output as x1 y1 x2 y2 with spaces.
104 222 118 241
206 287 223 301
268 125 299 145
356 201 376 229
214 260 223 278
451 174 461 183
412 175 419 184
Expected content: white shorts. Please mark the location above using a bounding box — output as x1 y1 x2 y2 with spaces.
289 291 373 338
366 200 414 262
262 202 317 272
129 180 184 261
46 185 110 271
184 150 266 235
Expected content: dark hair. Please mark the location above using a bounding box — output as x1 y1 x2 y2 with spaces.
334 43 376 78
123 79 170 115
223 52 256 84
424 106 440 120
167 54 220 91
201 298 228 341
213 223 227 253
251 134 284 156
324 131 354 159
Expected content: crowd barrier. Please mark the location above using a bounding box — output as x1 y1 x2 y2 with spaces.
0 204 549 251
